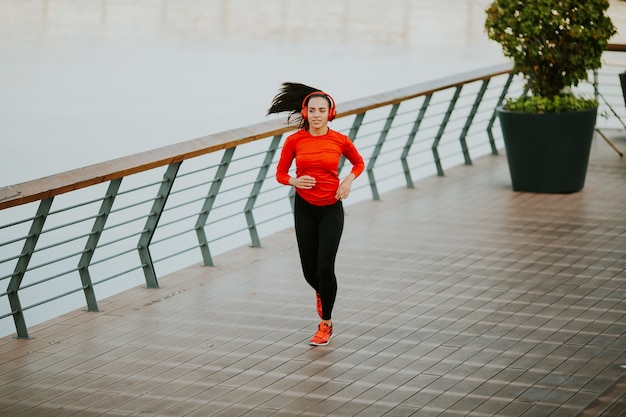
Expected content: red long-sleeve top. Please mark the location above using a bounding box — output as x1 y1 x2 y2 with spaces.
276 128 365 206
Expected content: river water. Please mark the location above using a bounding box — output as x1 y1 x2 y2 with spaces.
2 0 626 186
2 0 625 186
0 0 515 186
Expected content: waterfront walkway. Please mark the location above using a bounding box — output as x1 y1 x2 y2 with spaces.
0 131 625 416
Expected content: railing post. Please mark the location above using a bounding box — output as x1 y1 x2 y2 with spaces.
338 112 366 174
138 162 182 288
487 72 514 155
195 148 236 266
432 86 463 176
459 79 491 166
402 94 432 188
347 112 366 142
78 178 122 312
368 104 400 200
245 135 282 248
8 197 54 339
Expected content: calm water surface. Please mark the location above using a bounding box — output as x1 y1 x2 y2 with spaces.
2 0 625 186
0 0 512 186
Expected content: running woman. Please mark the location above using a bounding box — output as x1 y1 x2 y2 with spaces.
268 83 365 346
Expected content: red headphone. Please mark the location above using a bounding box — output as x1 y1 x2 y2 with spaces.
301 91 337 121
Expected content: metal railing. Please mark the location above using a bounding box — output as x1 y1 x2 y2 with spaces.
1 47 625 339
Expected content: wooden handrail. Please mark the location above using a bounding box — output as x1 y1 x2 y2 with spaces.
607 43 626 52
1 62 513 211
337 63 513 117
0 120 293 210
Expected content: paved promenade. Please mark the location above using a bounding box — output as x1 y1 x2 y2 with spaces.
0 131 625 416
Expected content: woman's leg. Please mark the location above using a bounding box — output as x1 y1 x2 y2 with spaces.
294 195 344 321
294 194 320 293
316 202 344 320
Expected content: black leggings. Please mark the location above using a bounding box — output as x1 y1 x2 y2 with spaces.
294 193 344 321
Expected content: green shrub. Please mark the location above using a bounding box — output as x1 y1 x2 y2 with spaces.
485 0 616 112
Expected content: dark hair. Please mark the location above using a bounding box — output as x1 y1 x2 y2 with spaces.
267 82 330 130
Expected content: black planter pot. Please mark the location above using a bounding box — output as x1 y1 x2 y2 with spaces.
497 107 597 193
619 73 626 107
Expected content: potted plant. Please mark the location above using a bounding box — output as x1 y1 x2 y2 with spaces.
485 0 616 193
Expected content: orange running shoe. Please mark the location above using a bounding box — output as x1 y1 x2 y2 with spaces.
316 293 323 319
309 322 333 346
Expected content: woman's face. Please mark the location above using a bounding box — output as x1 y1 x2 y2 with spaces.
306 96 330 129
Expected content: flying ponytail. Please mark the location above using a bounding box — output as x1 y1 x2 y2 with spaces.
267 82 323 130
